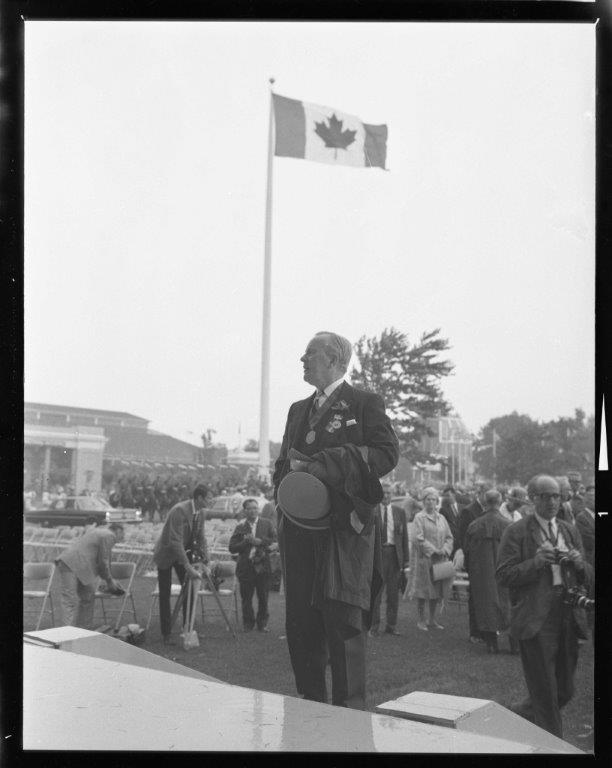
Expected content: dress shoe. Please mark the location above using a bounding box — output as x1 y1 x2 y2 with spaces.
384 626 402 636
257 626 270 633
416 621 429 631
469 636 485 644
428 622 444 630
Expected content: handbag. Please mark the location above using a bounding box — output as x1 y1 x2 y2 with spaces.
431 559 455 582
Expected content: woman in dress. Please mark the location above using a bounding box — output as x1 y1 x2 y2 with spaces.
408 487 454 631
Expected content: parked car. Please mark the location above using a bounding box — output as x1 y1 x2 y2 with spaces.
206 494 266 520
24 496 142 527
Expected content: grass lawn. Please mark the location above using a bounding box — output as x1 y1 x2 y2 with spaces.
25 572 594 752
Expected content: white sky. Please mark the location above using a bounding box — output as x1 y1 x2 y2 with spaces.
24 21 595 449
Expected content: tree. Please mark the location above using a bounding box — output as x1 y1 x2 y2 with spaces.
475 409 595 484
351 327 454 463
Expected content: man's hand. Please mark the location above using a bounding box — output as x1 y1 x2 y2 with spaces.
186 565 201 580
290 459 309 472
565 548 584 570
453 549 464 570
244 534 255 544
534 547 557 569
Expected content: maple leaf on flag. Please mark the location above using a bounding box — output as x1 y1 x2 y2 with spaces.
314 113 357 159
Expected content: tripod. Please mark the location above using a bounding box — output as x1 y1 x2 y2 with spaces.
168 566 236 640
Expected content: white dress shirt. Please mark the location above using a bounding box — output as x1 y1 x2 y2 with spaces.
315 376 345 406
534 511 567 585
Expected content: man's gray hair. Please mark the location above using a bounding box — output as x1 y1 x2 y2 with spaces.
315 331 353 372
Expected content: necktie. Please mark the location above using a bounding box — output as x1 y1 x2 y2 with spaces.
313 392 323 411
548 521 556 546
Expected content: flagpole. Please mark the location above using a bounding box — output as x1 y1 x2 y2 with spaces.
258 79 275 483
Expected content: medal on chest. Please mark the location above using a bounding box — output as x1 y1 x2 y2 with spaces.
305 430 316 444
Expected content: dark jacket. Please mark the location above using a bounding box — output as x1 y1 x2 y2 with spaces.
153 499 208 569
440 499 461 557
496 514 592 640
273 382 399 613
378 503 409 569
458 498 485 552
229 517 277 579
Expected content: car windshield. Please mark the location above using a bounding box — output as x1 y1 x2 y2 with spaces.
211 498 230 510
75 497 107 511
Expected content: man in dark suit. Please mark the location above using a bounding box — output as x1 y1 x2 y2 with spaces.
153 484 212 644
273 331 399 709
496 475 592 738
455 483 491 642
370 484 409 636
229 497 278 632
439 486 461 558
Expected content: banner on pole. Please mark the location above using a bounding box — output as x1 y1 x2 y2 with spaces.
272 93 387 169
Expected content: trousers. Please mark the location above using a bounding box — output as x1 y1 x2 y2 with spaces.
281 516 367 709
370 545 400 630
516 590 579 738
239 572 270 629
157 562 187 638
57 560 96 629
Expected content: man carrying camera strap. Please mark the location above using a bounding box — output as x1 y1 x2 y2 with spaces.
496 475 593 739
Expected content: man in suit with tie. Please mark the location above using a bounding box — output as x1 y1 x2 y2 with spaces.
439 486 461 558
370 484 409 636
575 485 595 567
273 331 399 709
229 497 278 632
153 484 212 644
56 523 125 628
496 475 592 738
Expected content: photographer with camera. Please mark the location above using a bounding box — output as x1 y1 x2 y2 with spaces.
229 497 278 632
496 474 593 739
153 484 212 645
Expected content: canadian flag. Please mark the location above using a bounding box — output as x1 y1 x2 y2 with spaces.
272 93 387 169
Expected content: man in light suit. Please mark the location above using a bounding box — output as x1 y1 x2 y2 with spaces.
153 484 212 644
370 484 409 636
496 475 592 738
56 522 125 628
229 497 278 632
273 331 399 709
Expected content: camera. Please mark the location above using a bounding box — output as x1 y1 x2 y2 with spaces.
552 548 570 565
564 586 595 612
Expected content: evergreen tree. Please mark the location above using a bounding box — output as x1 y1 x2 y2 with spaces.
351 327 454 463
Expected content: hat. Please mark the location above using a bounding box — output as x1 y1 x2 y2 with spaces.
277 472 331 530
508 486 527 501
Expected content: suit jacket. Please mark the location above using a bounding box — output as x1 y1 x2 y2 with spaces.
229 517 277 579
458 499 485 552
378 503 409 569
575 509 595 567
495 514 593 640
57 528 118 586
153 499 208 570
259 501 278 533
273 381 399 612
440 500 461 556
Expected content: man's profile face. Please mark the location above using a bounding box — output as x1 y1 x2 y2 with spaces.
382 490 391 505
531 477 561 520
194 494 208 511
301 336 333 390
244 501 259 522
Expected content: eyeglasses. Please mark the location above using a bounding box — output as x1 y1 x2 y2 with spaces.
535 493 561 501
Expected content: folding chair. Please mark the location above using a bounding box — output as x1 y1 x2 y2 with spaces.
23 562 56 630
93 562 138 631
198 560 239 632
